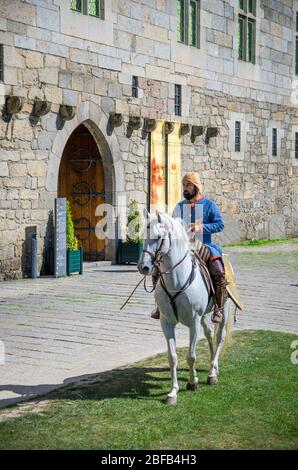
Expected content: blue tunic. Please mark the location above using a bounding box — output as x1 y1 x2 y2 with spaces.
172 197 224 257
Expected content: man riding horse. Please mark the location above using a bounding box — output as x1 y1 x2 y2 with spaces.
151 171 228 323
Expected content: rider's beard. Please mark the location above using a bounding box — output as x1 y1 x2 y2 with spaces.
183 187 198 200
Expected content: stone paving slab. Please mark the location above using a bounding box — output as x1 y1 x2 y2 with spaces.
0 244 297 409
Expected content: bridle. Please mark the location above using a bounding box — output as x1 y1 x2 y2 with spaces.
142 221 188 276
141 219 197 320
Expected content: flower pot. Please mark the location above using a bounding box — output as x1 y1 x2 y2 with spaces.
67 246 83 275
118 241 143 264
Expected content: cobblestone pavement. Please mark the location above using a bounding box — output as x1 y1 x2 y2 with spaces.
0 244 297 408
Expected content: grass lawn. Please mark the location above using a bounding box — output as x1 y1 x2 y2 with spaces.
223 237 298 247
0 330 297 450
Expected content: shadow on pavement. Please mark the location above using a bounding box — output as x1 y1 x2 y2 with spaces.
0 365 209 409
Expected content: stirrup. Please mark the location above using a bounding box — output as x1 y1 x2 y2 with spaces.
151 308 160 319
211 308 223 324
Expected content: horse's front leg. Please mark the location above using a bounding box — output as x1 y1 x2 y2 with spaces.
186 314 200 391
160 318 179 405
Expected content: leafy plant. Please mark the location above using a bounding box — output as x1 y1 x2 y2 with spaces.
126 199 142 243
66 200 79 250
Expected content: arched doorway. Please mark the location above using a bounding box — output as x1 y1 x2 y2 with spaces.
58 123 105 261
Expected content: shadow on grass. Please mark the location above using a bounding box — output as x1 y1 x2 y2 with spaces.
0 364 210 409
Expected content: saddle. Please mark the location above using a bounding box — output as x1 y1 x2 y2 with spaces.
192 243 215 303
193 241 244 311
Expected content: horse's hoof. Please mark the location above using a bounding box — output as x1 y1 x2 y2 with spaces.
165 395 177 406
186 382 198 391
207 376 218 385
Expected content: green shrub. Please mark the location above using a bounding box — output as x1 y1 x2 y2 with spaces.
126 199 142 243
66 200 79 250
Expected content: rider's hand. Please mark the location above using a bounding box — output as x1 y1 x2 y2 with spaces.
189 222 203 233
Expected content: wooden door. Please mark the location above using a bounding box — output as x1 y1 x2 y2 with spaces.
58 124 105 261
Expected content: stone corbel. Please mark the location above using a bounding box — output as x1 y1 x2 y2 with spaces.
109 112 123 128
143 118 157 133
33 100 52 117
59 105 77 121
164 121 174 135
191 125 204 142
180 123 191 136
204 127 219 144
128 116 142 131
6 96 24 114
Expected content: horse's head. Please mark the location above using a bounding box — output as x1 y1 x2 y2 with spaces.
137 210 174 275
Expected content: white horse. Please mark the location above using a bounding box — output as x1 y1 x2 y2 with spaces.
137 211 231 405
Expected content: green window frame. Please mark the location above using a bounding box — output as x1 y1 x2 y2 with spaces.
177 0 200 48
177 0 185 43
71 0 82 12
71 0 104 19
238 0 256 63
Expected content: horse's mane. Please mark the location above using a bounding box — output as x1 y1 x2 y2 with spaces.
146 212 190 247
166 214 190 246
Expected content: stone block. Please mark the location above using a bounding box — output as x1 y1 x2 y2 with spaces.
0 163 9 177
117 16 142 35
38 68 59 85
27 161 47 177
272 112 284 120
36 6 59 32
154 41 170 60
213 31 232 48
44 85 63 104
4 46 25 68
8 163 27 177
14 35 36 50
63 89 78 106
19 189 38 200
13 120 34 142
37 131 54 151
25 51 44 68
212 14 227 33
150 10 169 28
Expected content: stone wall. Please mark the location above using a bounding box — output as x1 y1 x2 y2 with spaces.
0 0 297 280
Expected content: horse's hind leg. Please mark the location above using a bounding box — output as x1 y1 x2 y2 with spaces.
201 314 215 363
160 319 179 405
207 299 229 385
186 315 201 391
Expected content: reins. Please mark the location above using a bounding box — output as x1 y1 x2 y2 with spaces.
120 225 198 320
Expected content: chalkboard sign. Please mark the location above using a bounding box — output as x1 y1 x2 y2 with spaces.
54 198 67 278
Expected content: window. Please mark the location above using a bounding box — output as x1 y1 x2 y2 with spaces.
272 128 277 156
71 0 82 12
0 45 3 82
177 0 185 43
132 76 138 98
177 0 200 47
71 0 104 19
235 121 241 152
175 84 182 116
238 0 256 63
295 133 298 158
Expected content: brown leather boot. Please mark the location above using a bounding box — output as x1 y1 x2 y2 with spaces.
207 258 228 324
151 308 160 319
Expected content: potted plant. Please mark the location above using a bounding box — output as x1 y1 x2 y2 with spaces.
66 200 83 275
118 199 143 264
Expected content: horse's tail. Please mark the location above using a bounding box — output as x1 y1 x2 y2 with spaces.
223 300 233 352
